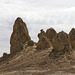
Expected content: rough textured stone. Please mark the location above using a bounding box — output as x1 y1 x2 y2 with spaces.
46 28 57 43
69 28 75 50
37 29 52 50
49 49 65 59
3 53 8 58
52 31 72 52
27 40 34 46
10 17 31 54
0 53 9 62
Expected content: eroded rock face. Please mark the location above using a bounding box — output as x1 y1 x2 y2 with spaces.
46 28 57 43
52 31 72 52
3 53 8 58
69 28 75 50
37 29 52 50
0 53 9 62
27 40 34 46
10 17 31 54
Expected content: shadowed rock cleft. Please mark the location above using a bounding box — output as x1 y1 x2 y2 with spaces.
27 40 34 46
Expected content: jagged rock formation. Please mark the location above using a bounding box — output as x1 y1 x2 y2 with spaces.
37 29 52 49
46 28 57 43
0 17 75 75
69 28 75 50
10 17 31 54
52 31 72 52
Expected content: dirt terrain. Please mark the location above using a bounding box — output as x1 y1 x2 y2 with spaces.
0 45 75 75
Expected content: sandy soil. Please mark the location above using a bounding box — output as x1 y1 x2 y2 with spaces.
0 45 75 75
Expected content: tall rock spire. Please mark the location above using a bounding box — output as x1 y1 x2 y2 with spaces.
10 17 31 54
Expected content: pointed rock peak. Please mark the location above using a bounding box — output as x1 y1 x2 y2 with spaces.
49 27 54 29
69 28 75 35
61 30 64 32
40 29 45 35
69 28 75 50
59 31 67 34
47 27 56 31
38 29 46 39
70 28 75 33
40 29 44 32
15 17 23 22
46 27 57 34
13 17 28 33
72 28 75 30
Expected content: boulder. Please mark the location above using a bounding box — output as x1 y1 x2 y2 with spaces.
3 53 8 58
46 28 57 43
0 53 9 62
10 17 31 54
37 29 52 50
27 40 34 46
52 31 72 52
69 28 75 50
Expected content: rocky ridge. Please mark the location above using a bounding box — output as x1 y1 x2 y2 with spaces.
0 17 75 75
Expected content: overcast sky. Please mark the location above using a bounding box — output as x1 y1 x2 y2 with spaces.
0 0 75 56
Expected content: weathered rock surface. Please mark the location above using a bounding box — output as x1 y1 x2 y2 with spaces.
52 31 72 52
3 53 8 58
69 28 75 50
37 29 52 50
10 17 31 54
0 53 9 62
27 40 34 46
46 28 57 43
0 18 75 75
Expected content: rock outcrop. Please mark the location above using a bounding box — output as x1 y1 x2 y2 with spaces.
46 28 57 43
69 28 75 50
49 31 72 58
0 53 9 62
27 40 34 46
37 29 52 50
10 17 31 54
52 31 72 52
3 53 8 58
